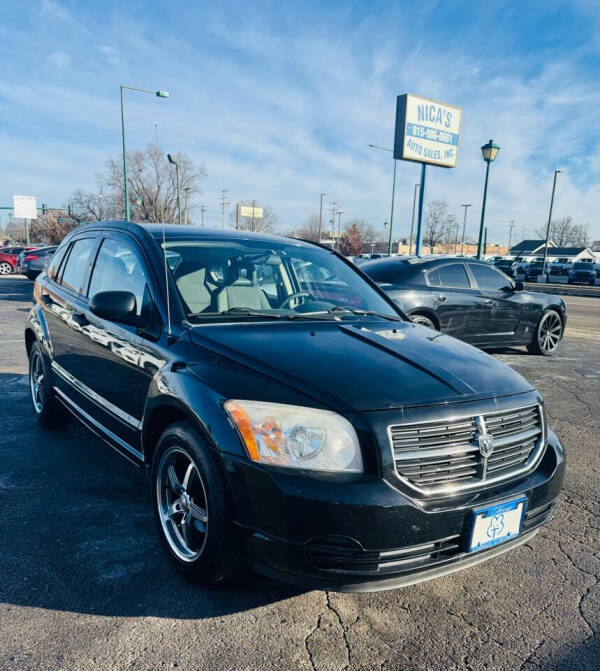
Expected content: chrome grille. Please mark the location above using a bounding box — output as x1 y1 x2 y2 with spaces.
389 405 545 495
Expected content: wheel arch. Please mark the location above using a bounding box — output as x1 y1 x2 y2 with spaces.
408 308 440 330
142 397 219 469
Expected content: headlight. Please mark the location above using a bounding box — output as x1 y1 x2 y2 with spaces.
224 400 363 473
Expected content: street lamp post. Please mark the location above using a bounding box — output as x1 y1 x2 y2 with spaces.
337 211 343 252
318 193 326 242
368 144 396 256
201 205 206 227
167 154 181 225
460 203 471 256
477 139 500 259
120 85 169 221
542 170 561 279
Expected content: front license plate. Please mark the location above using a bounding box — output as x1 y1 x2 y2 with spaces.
469 497 527 553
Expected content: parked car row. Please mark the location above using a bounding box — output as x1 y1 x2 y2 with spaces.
0 244 56 278
24 221 565 591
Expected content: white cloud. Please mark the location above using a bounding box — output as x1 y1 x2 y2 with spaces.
46 50 70 70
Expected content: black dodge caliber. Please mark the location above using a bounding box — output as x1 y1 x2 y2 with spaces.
25 222 565 591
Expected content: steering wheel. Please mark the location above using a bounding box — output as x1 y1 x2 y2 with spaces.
278 292 310 309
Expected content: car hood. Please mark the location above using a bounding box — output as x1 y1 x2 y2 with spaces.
188 319 533 412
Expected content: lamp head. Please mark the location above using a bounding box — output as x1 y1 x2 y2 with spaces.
481 139 500 163
156 91 169 98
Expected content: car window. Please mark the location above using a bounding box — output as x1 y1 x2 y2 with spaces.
47 244 69 282
470 263 510 290
427 270 441 286
59 237 97 295
162 238 399 320
88 237 150 316
437 263 471 289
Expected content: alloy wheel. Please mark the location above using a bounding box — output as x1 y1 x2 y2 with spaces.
29 350 45 413
0 262 12 275
538 311 562 354
156 446 209 562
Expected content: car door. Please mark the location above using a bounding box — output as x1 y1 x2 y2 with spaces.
466 263 523 341
41 234 100 387
430 263 485 342
75 233 162 452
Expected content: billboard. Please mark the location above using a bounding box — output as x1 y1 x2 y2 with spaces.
238 205 263 218
394 94 462 168
13 195 38 219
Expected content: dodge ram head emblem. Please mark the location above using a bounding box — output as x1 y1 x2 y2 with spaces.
475 416 495 457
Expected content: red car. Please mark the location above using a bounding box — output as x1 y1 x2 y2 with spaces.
0 246 35 275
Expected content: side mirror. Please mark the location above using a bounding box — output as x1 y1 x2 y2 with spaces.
513 280 524 291
90 291 140 325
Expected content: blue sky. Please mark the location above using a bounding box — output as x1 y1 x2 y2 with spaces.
1 0 598 244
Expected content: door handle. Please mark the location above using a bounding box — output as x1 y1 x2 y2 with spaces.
71 312 88 327
437 295 447 302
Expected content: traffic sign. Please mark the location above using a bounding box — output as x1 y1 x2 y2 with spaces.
13 195 38 219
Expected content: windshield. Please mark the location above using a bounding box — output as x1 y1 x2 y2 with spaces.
161 237 401 321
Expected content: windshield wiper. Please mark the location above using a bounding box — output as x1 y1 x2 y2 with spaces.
327 305 403 322
188 307 286 320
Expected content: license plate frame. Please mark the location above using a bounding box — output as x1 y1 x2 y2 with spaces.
468 497 527 553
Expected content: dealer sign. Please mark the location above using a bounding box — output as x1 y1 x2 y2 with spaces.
393 94 462 168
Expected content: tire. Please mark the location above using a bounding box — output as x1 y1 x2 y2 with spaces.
410 313 437 330
26 272 38 281
0 261 13 275
151 421 243 585
527 309 563 356
28 342 70 427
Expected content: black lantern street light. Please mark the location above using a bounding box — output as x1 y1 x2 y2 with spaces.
477 139 500 259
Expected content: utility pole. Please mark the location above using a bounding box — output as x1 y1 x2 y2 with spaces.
460 204 471 256
318 193 326 242
408 183 419 255
201 205 206 227
337 211 343 252
542 170 561 279
167 154 181 225
507 220 516 251
220 190 229 227
329 202 338 249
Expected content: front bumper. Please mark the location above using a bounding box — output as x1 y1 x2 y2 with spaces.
222 430 565 592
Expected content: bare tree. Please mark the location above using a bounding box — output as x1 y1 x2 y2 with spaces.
294 214 321 241
339 222 364 256
535 216 590 247
106 145 205 223
29 212 80 244
71 181 119 222
231 202 278 233
347 219 379 244
424 201 450 253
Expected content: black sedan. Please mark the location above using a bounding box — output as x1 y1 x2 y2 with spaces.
493 258 518 278
361 257 566 356
17 245 57 280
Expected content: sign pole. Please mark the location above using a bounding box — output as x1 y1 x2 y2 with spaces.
25 219 30 246
414 164 427 257
236 203 240 230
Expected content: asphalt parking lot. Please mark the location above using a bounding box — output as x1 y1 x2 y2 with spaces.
1 275 598 671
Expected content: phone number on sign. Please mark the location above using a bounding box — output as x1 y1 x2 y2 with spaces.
408 124 454 144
